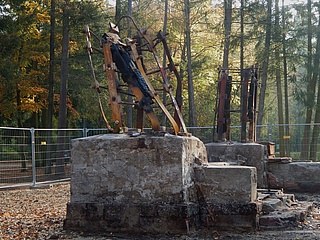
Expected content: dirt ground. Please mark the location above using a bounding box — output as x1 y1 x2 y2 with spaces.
1 183 320 240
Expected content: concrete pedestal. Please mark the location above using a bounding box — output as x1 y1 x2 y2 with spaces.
194 164 260 230
205 142 266 188
64 134 207 234
64 134 260 234
194 164 257 204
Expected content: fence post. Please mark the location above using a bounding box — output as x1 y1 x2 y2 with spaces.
30 128 36 187
268 124 272 142
83 128 88 137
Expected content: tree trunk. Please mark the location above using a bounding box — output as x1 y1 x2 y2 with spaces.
240 0 244 72
222 0 232 70
126 0 133 128
184 0 197 130
48 0 55 130
275 0 285 156
282 0 290 155
161 0 169 126
257 0 272 140
301 0 315 160
310 6 320 161
46 0 55 174
56 0 70 175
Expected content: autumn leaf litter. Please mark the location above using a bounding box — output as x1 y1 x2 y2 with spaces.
1 183 320 239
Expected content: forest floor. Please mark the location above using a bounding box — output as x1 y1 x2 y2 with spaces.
1 183 320 240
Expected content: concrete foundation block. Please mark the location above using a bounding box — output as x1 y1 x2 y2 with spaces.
194 164 257 204
205 142 265 188
64 133 207 234
198 202 261 231
69 134 207 204
64 202 200 234
267 162 320 193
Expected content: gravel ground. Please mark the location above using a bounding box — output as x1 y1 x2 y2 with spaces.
1 183 320 239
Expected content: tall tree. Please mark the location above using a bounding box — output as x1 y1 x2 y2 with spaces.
282 0 290 155
48 0 56 129
56 0 70 174
257 0 272 140
161 0 169 126
301 0 315 160
222 0 232 70
127 0 133 128
309 3 320 160
275 0 285 156
184 0 197 129
46 0 56 174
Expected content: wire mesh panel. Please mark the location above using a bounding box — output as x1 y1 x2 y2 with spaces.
0 128 85 187
33 129 84 183
0 125 319 188
256 124 320 161
86 128 111 137
0 127 32 185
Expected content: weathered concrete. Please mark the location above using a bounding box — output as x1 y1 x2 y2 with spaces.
194 164 260 230
194 164 257 204
200 202 261 231
64 133 207 234
69 133 207 204
267 162 320 193
205 142 266 188
64 133 261 234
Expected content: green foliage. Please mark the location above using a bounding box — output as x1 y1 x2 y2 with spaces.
0 0 318 130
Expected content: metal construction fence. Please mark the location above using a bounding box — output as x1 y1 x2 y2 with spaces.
190 123 320 160
1 124 319 188
0 127 110 188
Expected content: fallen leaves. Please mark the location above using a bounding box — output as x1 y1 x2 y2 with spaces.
1 183 320 240
0 183 70 239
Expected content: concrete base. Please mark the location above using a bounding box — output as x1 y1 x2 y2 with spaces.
267 162 320 193
193 163 259 230
205 142 266 188
64 202 199 234
64 133 207 234
194 164 257 204
200 202 261 231
64 134 260 234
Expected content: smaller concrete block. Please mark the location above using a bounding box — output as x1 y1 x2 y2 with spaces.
200 202 261 231
267 162 320 193
194 164 257 204
205 142 265 188
262 199 283 214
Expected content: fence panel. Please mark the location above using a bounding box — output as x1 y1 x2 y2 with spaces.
1 125 320 188
32 129 84 184
0 128 85 188
190 124 320 161
0 127 32 186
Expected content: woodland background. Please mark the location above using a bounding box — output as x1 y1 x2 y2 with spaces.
0 0 320 159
